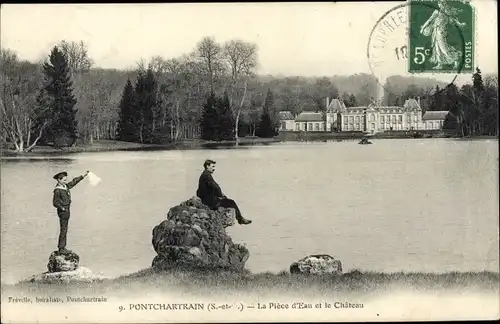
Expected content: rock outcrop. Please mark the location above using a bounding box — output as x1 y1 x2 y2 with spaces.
47 250 79 272
26 250 103 284
152 197 249 271
290 254 343 275
28 267 104 284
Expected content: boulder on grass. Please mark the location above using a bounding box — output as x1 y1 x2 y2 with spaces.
290 254 343 275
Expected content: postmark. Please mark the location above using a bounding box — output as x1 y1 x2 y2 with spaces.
366 1 475 99
408 0 475 73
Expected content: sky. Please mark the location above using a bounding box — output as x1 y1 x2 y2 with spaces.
1 1 497 84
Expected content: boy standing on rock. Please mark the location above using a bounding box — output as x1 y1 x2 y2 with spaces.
52 170 89 253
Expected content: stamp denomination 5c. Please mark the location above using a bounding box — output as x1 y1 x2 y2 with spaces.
408 0 475 73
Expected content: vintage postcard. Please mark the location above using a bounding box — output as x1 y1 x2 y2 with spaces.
1 1 498 323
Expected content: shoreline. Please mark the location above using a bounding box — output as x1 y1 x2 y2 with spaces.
0 137 281 158
2 268 499 295
1 135 497 158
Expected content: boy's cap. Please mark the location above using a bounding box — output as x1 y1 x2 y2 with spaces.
53 171 68 180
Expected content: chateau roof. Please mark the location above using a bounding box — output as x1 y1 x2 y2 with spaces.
403 98 422 111
295 112 324 122
327 98 346 112
278 111 295 120
422 111 449 121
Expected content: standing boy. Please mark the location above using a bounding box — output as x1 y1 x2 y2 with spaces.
52 171 89 253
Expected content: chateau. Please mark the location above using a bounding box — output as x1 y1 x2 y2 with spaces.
279 97 449 133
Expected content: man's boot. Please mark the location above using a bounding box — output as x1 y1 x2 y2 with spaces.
237 215 252 225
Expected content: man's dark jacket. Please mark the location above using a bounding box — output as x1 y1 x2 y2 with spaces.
196 170 223 209
52 176 84 219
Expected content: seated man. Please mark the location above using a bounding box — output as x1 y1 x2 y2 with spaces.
196 159 252 225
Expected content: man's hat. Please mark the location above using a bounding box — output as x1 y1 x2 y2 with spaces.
53 171 68 180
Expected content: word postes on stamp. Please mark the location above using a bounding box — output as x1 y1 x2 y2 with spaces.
408 0 475 74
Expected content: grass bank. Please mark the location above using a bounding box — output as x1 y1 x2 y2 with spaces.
3 268 499 298
0 137 281 157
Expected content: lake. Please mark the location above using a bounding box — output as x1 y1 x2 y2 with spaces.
1 139 498 284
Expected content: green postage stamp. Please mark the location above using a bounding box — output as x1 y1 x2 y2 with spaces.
408 0 475 73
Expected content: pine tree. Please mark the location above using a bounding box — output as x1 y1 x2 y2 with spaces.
428 85 443 112
255 109 276 138
472 67 484 91
262 88 279 131
348 94 357 107
256 89 278 138
200 93 219 141
37 46 78 146
116 79 137 142
217 91 235 141
133 69 159 144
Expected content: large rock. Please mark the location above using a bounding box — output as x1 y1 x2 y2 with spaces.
290 254 343 275
152 197 249 271
47 250 79 272
27 267 104 284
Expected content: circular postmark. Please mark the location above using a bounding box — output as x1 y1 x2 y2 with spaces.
367 1 474 99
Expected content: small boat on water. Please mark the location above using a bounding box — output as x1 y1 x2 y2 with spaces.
358 136 373 145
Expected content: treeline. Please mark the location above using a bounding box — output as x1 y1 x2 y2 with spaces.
1 37 498 152
384 69 498 137
441 69 498 137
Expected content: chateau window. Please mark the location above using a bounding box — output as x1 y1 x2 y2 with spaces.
370 114 375 122
355 116 360 123
295 124 300 131
281 122 286 129
380 116 385 123
392 115 396 123
315 123 319 131
349 116 354 123
343 116 348 123
308 123 313 130
398 115 403 123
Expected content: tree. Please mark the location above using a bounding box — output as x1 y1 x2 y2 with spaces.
37 46 78 147
0 48 46 152
255 88 279 138
216 91 235 141
255 91 277 138
262 88 280 130
313 77 339 112
482 75 498 136
255 110 276 138
133 69 159 143
116 79 137 142
195 37 225 95
247 94 264 136
341 92 357 107
200 93 219 141
57 40 93 77
442 83 464 136
222 39 258 143
428 85 443 111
